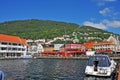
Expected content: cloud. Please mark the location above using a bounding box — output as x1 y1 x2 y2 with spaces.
103 19 120 28
99 7 120 19
83 20 120 30
92 0 117 6
83 21 107 30
99 8 111 16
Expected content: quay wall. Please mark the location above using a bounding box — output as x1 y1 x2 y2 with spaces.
1 55 120 60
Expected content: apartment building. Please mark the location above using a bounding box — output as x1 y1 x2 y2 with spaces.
0 34 28 58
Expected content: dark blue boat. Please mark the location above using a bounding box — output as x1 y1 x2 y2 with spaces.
0 71 4 80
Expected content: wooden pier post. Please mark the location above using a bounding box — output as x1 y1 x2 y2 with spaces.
118 63 120 80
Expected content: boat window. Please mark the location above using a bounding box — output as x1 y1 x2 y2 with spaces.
87 56 111 67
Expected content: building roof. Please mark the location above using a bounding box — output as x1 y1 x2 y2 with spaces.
94 41 113 45
21 39 28 46
0 34 27 45
65 44 83 49
84 42 97 49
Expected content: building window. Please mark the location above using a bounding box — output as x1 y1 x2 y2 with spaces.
22 48 25 51
18 48 21 51
12 48 17 50
1 42 7 45
13 43 17 46
1 47 7 50
9 43 12 45
8 47 11 50
18 44 22 46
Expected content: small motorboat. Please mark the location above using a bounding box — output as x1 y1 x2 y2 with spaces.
0 71 4 80
20 55 32 60
85 55 116 77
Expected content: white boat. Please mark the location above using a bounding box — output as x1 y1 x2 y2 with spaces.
21 52 33 60
0 71 4 80
21 54 32 60
85 55 117 77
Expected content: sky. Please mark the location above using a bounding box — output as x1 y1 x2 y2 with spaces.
0 0 120 34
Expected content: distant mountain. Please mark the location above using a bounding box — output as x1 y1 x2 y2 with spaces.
0 19 118 42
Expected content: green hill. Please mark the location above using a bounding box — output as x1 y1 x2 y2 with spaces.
0 19 116 42
0 19 79 39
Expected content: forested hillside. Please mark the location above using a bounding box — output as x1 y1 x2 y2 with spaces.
0 19 79 39
0 19 115 42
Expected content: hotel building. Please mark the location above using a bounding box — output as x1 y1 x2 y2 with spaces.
0 34 28 58
94 35 120 53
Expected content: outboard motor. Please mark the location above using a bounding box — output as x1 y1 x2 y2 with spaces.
94 60 99 71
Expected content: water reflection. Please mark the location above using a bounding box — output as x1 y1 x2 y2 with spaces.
0 59 30 80
0 59 118 80
84 76 111 80
23 59 87 80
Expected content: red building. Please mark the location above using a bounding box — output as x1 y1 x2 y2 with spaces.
60 44 86 57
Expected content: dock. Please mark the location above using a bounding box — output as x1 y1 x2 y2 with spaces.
36 56 89 60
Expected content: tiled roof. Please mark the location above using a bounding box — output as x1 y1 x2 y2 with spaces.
94 41 112 45
0 34 27 45
21 39 28 46
84 42 97 49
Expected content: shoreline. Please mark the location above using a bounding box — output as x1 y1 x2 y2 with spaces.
36 56 89 60
0 56 120 60
36 56 120 60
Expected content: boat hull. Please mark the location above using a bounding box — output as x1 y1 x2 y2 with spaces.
0 71 4 80
85 66 113 77
20 57 32 60
20 55 32 60
85 55 116 77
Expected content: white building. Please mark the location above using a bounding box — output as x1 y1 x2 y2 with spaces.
0 34 28 58
27 40 44 54
54 44 64 51
94 35 120 53
107 35 120 52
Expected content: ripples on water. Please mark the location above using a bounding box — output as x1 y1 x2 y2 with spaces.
0 59 117 80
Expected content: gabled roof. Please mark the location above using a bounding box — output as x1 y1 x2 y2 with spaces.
0 34 27 45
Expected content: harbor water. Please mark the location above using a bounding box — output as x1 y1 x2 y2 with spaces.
0 59 117 80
